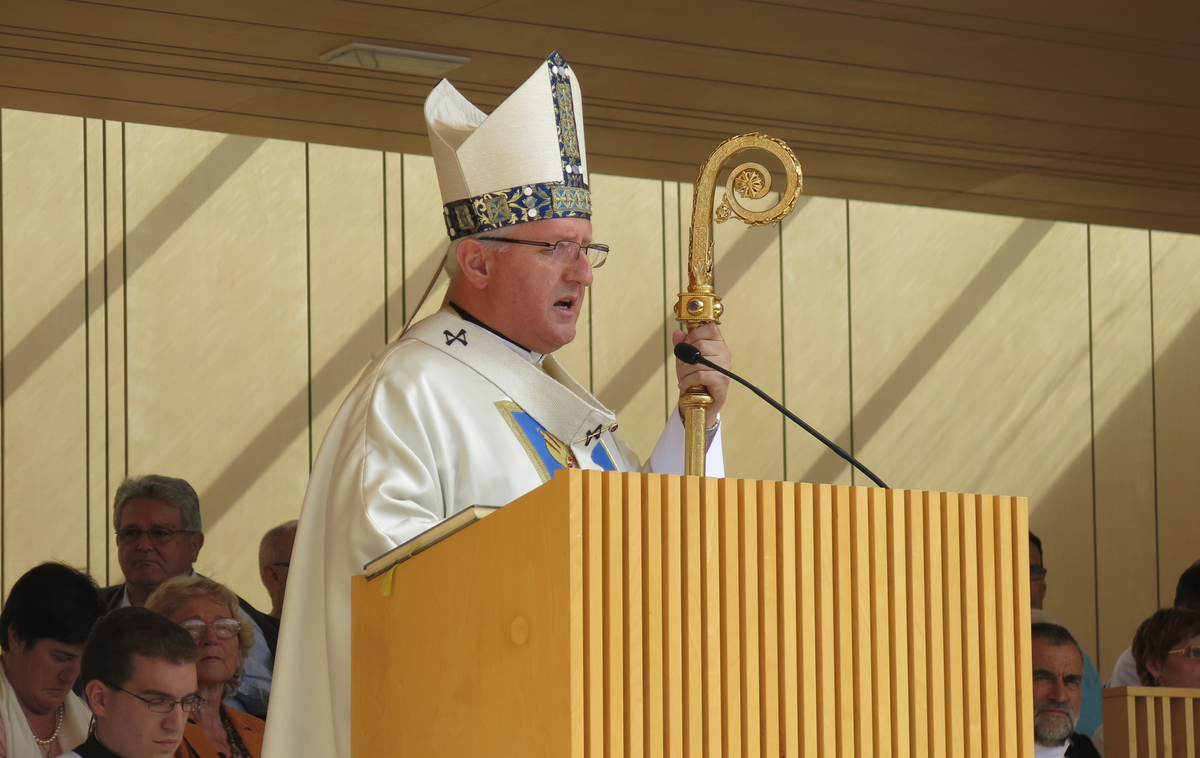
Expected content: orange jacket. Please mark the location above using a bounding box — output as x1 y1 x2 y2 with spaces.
175 705 265 758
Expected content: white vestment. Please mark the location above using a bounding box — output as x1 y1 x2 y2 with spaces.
262 309 723 758
0 663 92 755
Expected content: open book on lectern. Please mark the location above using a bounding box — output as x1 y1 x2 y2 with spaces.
362 505 499 580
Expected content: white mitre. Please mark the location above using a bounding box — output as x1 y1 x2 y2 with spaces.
425 51 591 238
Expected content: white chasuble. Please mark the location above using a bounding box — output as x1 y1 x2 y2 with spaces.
263 309 723 758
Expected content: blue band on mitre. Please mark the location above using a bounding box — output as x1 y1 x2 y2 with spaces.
443 183 591 237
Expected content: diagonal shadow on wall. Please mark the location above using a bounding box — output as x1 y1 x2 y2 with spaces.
1037 306 1200 673
801 218 1055 484
594 223 780 412
202 240 449 524
1 134 265 402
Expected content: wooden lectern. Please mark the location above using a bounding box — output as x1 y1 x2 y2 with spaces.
352 470 1033 757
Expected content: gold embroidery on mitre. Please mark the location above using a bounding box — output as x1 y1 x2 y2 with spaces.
554 81 581 161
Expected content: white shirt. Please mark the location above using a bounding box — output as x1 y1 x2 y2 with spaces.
1034 738 1071 758
1107 646 1140 688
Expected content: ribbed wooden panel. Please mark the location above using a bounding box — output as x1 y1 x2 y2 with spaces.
576 471 1033 758
1103 687 1200 758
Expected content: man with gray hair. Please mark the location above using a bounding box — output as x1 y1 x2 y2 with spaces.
100 474 276 720
1031 622 1101 758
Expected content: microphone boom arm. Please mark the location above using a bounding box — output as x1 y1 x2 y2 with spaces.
674 343 888 489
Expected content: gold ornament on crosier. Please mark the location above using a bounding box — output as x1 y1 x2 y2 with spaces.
676 133 803 476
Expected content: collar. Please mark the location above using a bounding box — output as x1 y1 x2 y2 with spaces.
1034 737 1071 758
449 303 547 365
73 732 127 758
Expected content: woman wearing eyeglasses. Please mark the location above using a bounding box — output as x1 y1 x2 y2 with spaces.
146 576 265 758
1131 606 1200 688
1092 606 1200 756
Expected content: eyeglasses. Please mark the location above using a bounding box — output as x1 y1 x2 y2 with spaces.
476 237 609 268
116 527 195 546
1168 646 1200 659
106 683 204 714
1030 566 1048 580
180 619 242 640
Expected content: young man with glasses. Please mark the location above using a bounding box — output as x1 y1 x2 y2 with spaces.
63 607 201 758
265 52 733 758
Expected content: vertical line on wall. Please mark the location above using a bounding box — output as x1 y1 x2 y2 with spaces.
102 120 111 582
84 119 92 576
779 220 788 480
381 152 389 343
845 200 856 486
121 122 129 479
661 180 669 420
400 154 408 322
1148 230 1160 607
1086 225 1101 664
587 280 594 393
0 112 6 596
305 145 313 470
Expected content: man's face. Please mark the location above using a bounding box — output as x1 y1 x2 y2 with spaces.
1030 543 1047 610
117 498 202 593
91 654 197 758
474 217 595 354
1032 639 1083 746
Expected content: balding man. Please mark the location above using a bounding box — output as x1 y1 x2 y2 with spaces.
259 520 297 621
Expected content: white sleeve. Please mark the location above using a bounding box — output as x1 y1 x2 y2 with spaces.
648 404 725 477
1106 647 1141 688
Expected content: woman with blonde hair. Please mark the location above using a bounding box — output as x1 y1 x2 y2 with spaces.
146 576 265 758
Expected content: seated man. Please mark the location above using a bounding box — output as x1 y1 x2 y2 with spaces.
1029 532 1102 736
1032 622 1102 758
1108 560 1200 687
101 474 275 719
251 520 298 661
61 607 202 758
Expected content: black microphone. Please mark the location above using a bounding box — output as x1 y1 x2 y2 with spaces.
674 342 889 489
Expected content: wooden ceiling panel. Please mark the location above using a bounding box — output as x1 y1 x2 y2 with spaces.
1 0 1197 231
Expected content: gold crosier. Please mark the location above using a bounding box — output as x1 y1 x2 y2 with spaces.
675 133 803 476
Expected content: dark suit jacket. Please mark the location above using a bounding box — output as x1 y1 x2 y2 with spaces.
1066 732 1102 758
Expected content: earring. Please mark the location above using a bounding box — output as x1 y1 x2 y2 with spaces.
1154 674 1162 686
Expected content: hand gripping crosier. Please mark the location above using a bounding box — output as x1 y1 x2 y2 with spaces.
675 133 803 476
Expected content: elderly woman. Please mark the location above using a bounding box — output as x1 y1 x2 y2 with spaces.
146 576 265 758
0 562 104 757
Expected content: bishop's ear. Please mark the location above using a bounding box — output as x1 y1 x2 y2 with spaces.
455 237 493 290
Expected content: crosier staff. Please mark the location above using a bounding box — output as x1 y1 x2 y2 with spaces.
675 133 803 476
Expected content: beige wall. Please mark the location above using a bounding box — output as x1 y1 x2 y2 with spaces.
3 109 1198 679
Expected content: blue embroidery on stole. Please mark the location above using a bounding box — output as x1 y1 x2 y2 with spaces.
590 440 616 471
